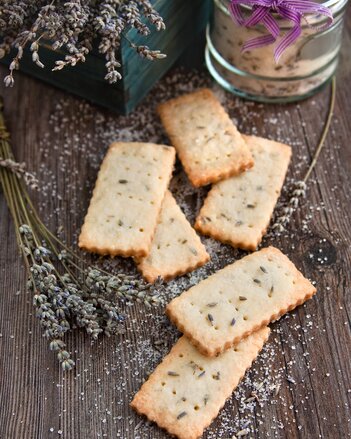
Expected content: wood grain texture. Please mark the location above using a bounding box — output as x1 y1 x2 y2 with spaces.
1 14 351 439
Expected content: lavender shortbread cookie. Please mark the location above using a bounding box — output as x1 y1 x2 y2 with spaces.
195 135 292 250
158 89 253 187
131 327 270 439
167 247 316 357
137 191 209 283
79 142 175 258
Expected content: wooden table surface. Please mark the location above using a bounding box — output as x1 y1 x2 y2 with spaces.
1 14 351 439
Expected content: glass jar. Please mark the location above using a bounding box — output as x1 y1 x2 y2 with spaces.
205 0 347 102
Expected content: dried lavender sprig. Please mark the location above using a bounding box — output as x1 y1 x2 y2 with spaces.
2 2 55 87
130 43 167 61
0 157 38 189
272 77 336 234
271 180 307 233
0 98 163 370
1 0 166 86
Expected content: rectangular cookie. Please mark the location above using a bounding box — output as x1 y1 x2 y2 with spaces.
166 247 316 357
79 142 175 258
195 135 292 250
131 327 270 439
157 89 253 187
136 191 210 283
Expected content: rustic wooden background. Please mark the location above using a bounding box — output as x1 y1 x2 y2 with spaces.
1 13 351 439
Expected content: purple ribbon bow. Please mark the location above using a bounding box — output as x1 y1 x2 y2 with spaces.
229 0 333 62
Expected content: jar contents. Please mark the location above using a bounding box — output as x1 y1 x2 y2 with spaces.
206 0 346 102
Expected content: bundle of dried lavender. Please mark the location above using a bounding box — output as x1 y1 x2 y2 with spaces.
0 99 162 370
0 0 166 87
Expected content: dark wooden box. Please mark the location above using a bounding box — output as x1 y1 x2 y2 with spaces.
1 0 210 114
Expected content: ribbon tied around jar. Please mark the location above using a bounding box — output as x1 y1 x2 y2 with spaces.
229 0 334 61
